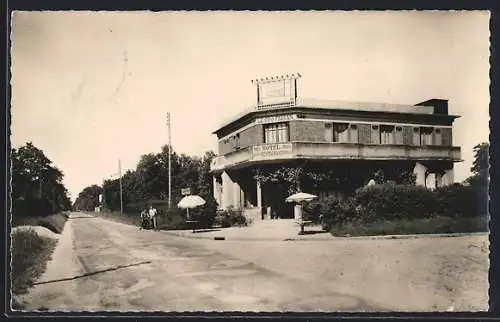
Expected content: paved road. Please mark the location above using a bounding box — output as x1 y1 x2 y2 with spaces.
22 213 488 312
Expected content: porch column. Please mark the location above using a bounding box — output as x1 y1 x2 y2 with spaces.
256 180 262 209
233 181 242 210
221 171 233 210
413 162 427 187
435 172 444 189
213 176 222 208
444 168 454 185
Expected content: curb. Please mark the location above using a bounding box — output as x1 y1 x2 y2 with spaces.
161 230 487 242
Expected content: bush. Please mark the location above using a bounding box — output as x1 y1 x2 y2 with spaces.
214 207 252 228
11 229 57 295
354 182 438 221
37 213 68 234
434 183 486 218
304 182 488 236
329 216 488 237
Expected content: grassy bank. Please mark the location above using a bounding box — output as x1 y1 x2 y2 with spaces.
12 212 69 234
329 216 488 237
11 229 58 295
11 212 69 299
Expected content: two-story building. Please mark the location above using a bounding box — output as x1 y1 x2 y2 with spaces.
210 74 462 220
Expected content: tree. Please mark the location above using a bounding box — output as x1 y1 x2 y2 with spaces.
466 142 489 187
73 185 102 211
11 142 72 217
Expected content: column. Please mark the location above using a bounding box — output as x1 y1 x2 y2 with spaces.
233 181 242 210
413 162 427 187
435 172 443 189
221 171 233 210
443 168 455 186
256 180 262 209
213 176 222 208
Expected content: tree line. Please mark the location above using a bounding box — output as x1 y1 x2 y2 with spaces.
11 142 72 218
73 145 216 213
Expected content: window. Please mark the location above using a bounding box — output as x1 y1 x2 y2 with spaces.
380 125 395 145
420 127 433 146
333 123 349 143
350 124 358 143
434 128 442 146
264 122 289 143
413 127 421 145
371 125 380 144
324 123 333 142
395 126 404 145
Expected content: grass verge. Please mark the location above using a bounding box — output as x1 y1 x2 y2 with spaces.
329 216 488 237
11 229 58 296
12 213 68 234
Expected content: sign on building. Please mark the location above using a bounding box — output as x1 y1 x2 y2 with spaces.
252 74 301 109
252 143 294 161
181 188 191 196
255 114 297 125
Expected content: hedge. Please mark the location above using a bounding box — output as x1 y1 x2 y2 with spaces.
303 182 488 233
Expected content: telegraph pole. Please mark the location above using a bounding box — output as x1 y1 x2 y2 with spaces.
118 159 123 215
167 112 172 209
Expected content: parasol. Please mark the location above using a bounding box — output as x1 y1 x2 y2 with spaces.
285 192 318 203
178 195 206 209
177 195 206 225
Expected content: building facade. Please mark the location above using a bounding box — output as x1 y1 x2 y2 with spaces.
210 75 462 220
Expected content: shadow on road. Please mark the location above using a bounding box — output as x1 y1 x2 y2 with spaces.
298 230 328 235
192 229 222 234
33 260 152 285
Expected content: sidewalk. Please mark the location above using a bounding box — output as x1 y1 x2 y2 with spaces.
17 215 82 311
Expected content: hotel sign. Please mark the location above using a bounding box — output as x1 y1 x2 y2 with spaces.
255 114 297 125
253 143 294 160
252 74 301 108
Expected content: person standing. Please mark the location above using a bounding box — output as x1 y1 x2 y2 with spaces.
140 207 149 230
149 205 158 230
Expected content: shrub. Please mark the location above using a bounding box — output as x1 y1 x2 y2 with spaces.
214 207 252 228
353 182 438 221
37 213 68 234
329 215 488 237
434 183 487 218
11 229 57 295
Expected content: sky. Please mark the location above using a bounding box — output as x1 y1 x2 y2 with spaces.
10 11 490 202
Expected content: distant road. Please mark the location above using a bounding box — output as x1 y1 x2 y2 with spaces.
21 213 488 312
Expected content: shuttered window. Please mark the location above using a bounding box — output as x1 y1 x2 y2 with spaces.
434 128 442 146
380 125 395 145
350 124 358 143
420 127 433 146
371 125 380 144
395 126 404 145
333 123 349 143
413 127 421 146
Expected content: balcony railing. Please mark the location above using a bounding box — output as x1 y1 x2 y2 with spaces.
210 142 462 172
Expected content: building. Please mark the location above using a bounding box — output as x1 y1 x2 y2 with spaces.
210 74 462 220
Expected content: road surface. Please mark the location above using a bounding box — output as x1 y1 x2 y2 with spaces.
21 213 488 312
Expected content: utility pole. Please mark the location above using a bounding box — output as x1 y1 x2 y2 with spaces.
167 112 172 209
118 159 123 215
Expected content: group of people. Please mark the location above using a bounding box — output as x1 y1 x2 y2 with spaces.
140 205 158 230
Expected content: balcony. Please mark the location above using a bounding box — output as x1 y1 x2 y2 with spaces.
210 142 462 172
